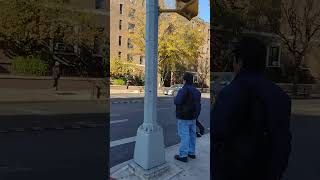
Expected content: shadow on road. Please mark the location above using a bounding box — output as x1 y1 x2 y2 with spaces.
0 113 110 180
285 113 320 180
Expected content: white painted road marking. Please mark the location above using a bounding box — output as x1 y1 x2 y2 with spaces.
110 119 129 124
110 136 136 148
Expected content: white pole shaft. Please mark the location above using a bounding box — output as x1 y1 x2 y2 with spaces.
144 0 159 126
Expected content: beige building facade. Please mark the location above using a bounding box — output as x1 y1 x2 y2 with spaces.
110 0 145 66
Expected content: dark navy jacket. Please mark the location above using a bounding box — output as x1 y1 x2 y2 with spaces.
174 84 201 120
211 71 292 180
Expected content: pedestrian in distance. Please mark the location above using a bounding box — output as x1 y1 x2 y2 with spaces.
211 36 292 180
126 79 130 89
52 61 61 91
174 72 201 162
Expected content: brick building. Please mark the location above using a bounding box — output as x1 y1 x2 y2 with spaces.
110 0 145 66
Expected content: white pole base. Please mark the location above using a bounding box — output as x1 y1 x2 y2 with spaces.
133 124 166 170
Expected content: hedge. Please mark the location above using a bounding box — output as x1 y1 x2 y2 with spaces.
12 56 49 76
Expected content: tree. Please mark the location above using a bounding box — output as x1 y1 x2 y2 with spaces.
263 0 320 94
110 58 143 79
211 0 279 72
211 0 251 72
197 57 210 91
0 0 103 58
129 0 205 87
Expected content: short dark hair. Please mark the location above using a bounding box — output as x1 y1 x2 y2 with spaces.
234 36 266 71
183 72 193 84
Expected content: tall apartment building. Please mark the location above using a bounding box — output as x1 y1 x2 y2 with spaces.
110 0 145 66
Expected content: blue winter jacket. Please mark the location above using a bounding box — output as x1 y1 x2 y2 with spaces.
211 70 292 180
174 84 201 120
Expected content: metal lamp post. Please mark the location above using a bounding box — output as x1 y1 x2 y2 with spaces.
133 0 199 171
133 0 166 170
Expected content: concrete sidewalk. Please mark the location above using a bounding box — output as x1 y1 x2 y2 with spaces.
0 74 104 81
110 133 210 180
0 88 94 103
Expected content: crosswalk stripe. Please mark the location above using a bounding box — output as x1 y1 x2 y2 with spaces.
110 119 128 124
110 136 136 148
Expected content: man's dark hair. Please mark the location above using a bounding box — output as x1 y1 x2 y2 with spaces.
183 72 193 84
234 36 266 71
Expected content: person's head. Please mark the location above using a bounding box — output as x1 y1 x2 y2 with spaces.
183 72 193 85
233 36 266 74
55 61 60 66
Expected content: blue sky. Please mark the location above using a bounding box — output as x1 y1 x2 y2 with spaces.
165 0 210 22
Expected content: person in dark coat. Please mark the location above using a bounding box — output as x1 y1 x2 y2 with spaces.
52 61 61 91
211 36 292 180
174 72 201 162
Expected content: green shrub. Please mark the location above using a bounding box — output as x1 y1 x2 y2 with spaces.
12 56 49 76
113 78 126 85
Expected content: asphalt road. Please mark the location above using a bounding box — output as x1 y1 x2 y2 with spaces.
0 101 109 180
1 98 320 179
109 96 211 168
284 99 320 180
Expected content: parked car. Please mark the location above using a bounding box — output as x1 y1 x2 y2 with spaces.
211 80 231 97
163 84 183 96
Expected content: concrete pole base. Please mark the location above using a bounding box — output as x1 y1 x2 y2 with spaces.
133 124 166 169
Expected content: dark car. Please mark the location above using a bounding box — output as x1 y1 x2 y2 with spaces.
163 84 183 96
211 80 231 97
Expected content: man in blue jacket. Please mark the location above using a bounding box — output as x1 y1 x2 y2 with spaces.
211 36 292 180
174 72 201 162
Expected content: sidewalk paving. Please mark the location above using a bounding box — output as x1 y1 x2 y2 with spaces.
0 74 104 81
0 88 94 103
110 133 210 180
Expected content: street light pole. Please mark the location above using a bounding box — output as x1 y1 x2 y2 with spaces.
133 0 166 170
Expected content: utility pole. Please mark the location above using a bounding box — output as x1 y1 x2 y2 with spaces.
111 0 199 179
133 0 165 170
133 0 199 171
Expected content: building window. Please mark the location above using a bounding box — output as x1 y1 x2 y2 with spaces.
118 51 122 59
120 4 123 15
267 46 280 67
129 8 136 18
140 56 144 65
128 23 135 31
127 38 133 49
95 0 105 9
119 20 122 30
119 36 122 46
127 54 133 61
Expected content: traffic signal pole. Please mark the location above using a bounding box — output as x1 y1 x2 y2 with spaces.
133 0 166 170
111 0 199 179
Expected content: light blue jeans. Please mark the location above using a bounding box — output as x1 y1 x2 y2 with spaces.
177 119 196 157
